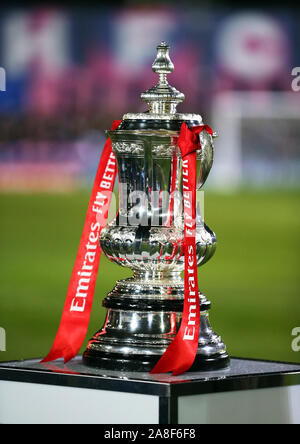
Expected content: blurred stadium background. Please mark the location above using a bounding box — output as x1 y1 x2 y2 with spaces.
0 1 299 364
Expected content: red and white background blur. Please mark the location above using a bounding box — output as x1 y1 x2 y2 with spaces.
0 6 299 192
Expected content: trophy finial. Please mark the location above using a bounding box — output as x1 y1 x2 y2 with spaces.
152 42 174 79
141 42 185 114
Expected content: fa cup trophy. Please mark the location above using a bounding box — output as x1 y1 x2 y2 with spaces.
83 43 229 372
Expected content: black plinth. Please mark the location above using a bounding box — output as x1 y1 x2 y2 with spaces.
0 357 299 424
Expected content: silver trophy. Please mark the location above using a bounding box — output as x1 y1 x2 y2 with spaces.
83 42 229 371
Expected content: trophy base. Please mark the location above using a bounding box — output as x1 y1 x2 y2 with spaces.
83 349 230 373
83 276 230 373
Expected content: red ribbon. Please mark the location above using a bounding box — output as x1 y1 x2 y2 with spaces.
42 120 121 364
150 123 213 375
42 120 213 377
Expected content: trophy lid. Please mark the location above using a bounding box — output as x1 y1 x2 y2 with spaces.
140 41 185 115
120 42 203 131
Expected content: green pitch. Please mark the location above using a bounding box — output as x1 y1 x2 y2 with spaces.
0 189 299 364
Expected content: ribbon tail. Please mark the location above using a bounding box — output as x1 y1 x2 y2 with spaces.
150 334 197 376
41 338 76 364
41 120 121 364
41 316 93 363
